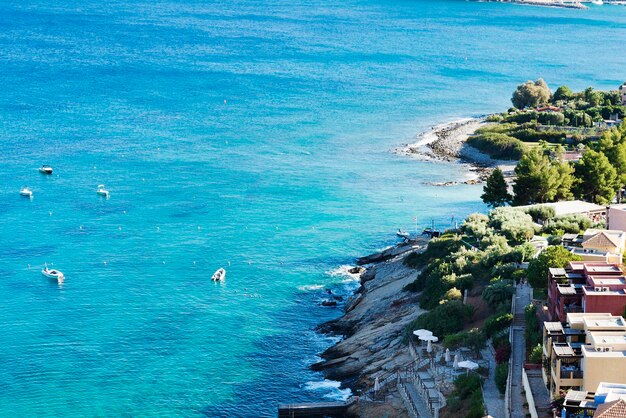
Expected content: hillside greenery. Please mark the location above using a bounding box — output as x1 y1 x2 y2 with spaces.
478 81 626 206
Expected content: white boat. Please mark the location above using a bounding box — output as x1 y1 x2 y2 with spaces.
212 268 226 282
590 0 603 4
96 184 110 198
20 187 33 197
42 264 64 282
396 229 410 239
38 165 53 175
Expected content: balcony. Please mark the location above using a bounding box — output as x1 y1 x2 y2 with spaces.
559 366 583 386
560 369 583 380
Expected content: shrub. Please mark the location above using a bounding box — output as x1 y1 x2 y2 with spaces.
538 112 566 126
454 373 482 399
524 304 542 348
525 206 556 223
461 213 492 238
529 343 542 364
408 300 474 337
510 128 564 143
504 111 538 124
542 214 592 235
489 207 537 244
482 281 515 309
465 328 486 355
483 313 513 338
495 362 509 394
403 252 422 268
404 234 463 269
443 331 470 349
495 345 511 364
526 245 583 288
454 273 475 291
467 133 526 160
443 287 462 301
491 263 518 278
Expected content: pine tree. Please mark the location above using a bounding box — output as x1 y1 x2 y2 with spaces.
512 150 552 205
574 149 618 204
481 168 511 208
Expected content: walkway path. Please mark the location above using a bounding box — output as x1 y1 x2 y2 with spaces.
526 368 552 417
508 284 532 418
481 344 505 418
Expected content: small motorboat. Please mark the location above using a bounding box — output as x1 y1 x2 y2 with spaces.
39 165 53 175
42 264 64 282
96 184 110 198
20 187 33 197
396 229 410 239
212 268 226 282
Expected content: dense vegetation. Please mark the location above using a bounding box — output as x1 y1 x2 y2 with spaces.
404 210 535 342
526 245 583 288
445 374 486 418
479 80 626 206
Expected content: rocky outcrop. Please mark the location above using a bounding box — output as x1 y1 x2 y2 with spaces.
313 242 426 392
356 239 426 266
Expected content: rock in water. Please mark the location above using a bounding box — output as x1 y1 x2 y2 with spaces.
348 266 365 275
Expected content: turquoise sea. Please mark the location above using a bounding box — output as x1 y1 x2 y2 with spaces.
1 0 625 416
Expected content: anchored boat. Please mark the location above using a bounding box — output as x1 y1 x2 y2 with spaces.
42 264 64 282
20 187 33 197
396 229 410 239
97 184 110 198
39 165 53 175
212 268 226 282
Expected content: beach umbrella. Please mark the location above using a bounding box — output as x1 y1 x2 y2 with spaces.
419 335 439 343
458 360 479 374
374 377 380 392
453 354 459 369
445 348 451 363
413 329 433 338
427 340 433 353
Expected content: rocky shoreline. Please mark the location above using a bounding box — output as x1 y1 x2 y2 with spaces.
396 118 516 184
311 238 428 416
308 118 519 415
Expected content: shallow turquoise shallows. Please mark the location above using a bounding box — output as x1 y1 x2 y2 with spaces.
1 0 625 416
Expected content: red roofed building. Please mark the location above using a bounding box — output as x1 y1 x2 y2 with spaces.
537 105 562 112
547 262 626 323
596 398 626 418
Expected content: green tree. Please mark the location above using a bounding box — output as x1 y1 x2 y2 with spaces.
464 328 486 356
597 127 626 197
584 87 604 107
526 245 583 288
553 160 575 201
512 149 568 205
482 280 514 309
552 85 574 103
481 168 512 208
573 149 618 204
511 79 551 109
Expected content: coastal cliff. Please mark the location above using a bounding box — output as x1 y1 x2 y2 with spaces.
312 239 427 392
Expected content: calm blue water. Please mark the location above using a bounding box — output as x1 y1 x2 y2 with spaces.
1 0 625 416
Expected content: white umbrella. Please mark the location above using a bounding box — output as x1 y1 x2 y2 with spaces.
413 329 433 338
419 335 439 343
374 377 380 392
453 354 459 369
458 360 479 373
445 348 451 363
427 340 433 353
